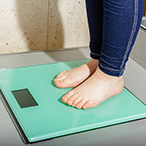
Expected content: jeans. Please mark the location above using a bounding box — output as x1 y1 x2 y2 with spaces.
86 0 144 76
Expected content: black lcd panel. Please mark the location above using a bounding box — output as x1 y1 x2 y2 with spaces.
12 89 38 108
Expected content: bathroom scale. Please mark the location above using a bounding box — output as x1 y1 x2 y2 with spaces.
0 59 146 144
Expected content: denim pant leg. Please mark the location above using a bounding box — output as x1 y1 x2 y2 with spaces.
86 0 103 60
99 0 144 76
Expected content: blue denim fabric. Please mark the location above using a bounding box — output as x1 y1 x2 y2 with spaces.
86 0 143 76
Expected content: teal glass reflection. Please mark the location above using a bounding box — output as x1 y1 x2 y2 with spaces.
0 59 146 143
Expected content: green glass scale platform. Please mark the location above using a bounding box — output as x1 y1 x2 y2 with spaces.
0 59 146 143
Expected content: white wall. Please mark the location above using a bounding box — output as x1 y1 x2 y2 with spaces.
0 0 89 54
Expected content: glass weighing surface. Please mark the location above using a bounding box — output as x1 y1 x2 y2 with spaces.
0 59 146 143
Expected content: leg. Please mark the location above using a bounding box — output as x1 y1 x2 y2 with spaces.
86 0 103 59
61 0 143 109
54 0 103 88
99 0 144 76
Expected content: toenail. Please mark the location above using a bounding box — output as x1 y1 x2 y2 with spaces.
76 105 80 109
70 91 74 95
54 78 61 81
67 101 72 105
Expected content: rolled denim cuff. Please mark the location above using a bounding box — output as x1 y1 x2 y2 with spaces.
99 62 124 77
90 52 100 60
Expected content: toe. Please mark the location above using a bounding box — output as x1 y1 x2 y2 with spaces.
54 71 66 82
54 78 68 87
62 91 74 104
67 94 78 106
83 101 92 109
62 96 68 103
54 75 66 81
72 97 82 107
76 99 88 109
56 71 66 78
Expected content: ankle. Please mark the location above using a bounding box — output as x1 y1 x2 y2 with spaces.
96 67 123 81
86 59 99 74
89 59 99 66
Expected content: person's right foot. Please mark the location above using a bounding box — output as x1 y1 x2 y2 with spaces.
61 67 124 109
54 59 99 88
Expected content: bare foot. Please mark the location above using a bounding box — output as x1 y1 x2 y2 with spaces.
61 67 124 109
54 59 99 88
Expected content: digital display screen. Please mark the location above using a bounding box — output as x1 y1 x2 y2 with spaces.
12 89 38 108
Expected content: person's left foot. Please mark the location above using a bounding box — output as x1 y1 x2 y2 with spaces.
54 59 98 88
61 67 124 109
